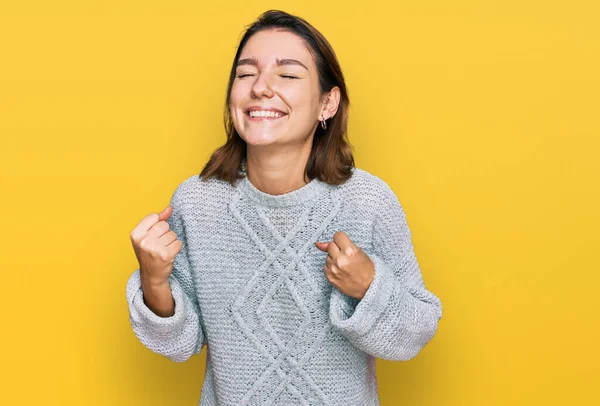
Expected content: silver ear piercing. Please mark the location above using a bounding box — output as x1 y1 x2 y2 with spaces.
321 115 327 129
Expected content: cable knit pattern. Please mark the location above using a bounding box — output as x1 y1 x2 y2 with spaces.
125 167 443 406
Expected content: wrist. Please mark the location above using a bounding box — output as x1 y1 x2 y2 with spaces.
361 263 375 299
140 272 170 290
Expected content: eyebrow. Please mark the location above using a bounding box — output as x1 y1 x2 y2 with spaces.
236 57 308 70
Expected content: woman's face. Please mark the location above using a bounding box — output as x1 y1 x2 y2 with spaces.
229 29 324 147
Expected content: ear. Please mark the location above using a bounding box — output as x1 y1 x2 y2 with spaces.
319 86 341 121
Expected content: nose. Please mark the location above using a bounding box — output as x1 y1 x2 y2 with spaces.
251 72 275 99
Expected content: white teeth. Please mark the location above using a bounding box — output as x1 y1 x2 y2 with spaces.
248 110 283 118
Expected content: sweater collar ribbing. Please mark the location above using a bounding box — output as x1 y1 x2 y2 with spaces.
236 173 329 208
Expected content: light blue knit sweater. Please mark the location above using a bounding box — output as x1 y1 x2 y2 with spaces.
125 167 443 406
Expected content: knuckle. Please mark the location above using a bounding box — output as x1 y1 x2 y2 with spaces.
154 222 165 233
139 238 150 251
146 213 159 225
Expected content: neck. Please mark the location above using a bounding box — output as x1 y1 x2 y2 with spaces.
245 142 313 195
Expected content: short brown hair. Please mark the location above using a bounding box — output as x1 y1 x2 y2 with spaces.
198 9 354 186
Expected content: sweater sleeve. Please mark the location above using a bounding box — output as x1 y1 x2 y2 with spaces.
328 182 443 361
125 185 206 363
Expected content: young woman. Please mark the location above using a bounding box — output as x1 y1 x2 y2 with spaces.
127 9 443 406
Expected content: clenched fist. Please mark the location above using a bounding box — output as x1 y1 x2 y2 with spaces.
315 231 375 300
130 205 183 288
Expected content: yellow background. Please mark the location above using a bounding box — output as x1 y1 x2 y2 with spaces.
1 1 598 404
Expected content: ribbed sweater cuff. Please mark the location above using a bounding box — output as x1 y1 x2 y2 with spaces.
329 254 395 336
126 270 188 334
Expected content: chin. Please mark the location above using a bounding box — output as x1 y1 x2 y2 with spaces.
240 132 281 146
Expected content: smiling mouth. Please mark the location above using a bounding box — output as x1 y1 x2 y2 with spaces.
245 111 287 121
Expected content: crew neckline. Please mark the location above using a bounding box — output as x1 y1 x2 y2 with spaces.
236 174 330 208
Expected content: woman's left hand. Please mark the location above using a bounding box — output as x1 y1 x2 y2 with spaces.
314 232 375 300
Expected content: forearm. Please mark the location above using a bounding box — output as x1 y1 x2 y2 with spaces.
329 254 442 361
127 269 206 362
141 271 175 317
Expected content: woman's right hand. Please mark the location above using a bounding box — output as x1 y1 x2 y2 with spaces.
130 205 183 287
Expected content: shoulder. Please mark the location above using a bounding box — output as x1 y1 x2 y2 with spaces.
337 167 401 211
169 173 235 214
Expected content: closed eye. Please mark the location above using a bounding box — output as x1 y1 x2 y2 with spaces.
235 74 298 79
